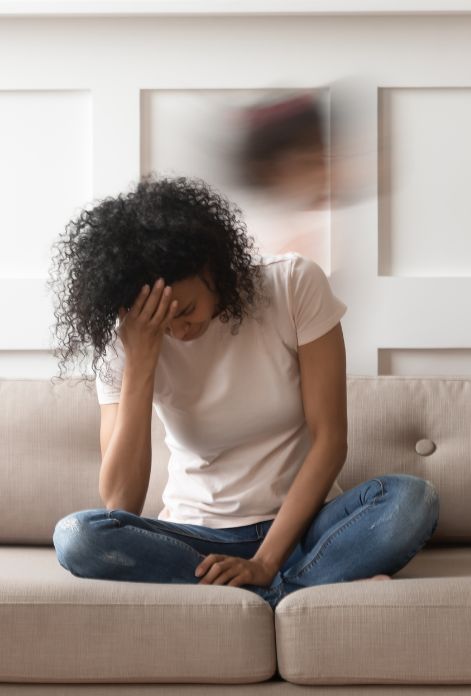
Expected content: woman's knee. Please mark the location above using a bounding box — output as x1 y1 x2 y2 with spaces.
383 474 440 536
53 508 109 539
53 508 109 573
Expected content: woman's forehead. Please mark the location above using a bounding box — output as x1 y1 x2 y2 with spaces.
171 274 205 300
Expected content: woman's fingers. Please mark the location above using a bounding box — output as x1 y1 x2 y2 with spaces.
118 306 126 322
140 280 171 322
149 285 176 324
160 298 179 329
123 278 179 332
128 283 151 318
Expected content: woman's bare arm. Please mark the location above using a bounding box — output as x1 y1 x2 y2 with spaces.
98 365 155 516
98 278 180 516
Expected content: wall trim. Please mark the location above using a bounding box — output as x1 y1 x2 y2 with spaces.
1 0 471 18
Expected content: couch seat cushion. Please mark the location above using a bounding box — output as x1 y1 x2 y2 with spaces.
275 547 471 685
0 547 276 684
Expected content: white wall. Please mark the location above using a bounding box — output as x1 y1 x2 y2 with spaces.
1 5 470 378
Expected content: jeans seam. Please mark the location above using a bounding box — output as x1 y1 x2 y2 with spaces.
108 511 261 543
294 504 376 579
165 529 260 543
372 477 385 498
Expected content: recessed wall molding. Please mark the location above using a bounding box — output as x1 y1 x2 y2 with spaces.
0 350 95 379
0 89 92 278
1 1 471 17
378 348 471 377
378 87 471 278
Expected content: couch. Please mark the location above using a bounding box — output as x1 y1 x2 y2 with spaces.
0 375 470 695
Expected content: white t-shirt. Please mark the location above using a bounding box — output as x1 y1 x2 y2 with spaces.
95 252 348 528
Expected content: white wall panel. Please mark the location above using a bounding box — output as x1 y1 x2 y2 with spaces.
378 88 471 277
93 87 141 199
0 279 57 349
0 90 92 278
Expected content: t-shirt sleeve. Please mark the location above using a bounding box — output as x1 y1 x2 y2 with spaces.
289 253 347 346
95 331 126 405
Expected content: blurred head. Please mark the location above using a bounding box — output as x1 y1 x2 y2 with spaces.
47 174 270 387
236 93 328 208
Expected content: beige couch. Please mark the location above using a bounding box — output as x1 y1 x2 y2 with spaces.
0 375 469 695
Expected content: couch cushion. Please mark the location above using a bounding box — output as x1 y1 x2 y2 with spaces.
0 378 170 544
1 375 470 543
0 547 276 684
344 376 471 545
275 546 471 684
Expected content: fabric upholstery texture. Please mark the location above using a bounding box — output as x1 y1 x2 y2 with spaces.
0 376 468 691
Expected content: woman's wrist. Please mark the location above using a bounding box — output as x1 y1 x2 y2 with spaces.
122 361 157 390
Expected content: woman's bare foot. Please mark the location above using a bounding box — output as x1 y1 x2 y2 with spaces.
350 574 391 582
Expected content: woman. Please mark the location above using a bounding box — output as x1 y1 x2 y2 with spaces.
49 174 439 610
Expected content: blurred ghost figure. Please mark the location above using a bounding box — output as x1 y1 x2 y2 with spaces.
204 78 389 261
234 90 329 211
230 78 386 213
213 89 330 261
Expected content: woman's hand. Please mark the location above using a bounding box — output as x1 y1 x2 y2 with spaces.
194 554 277 588
117 278 179 372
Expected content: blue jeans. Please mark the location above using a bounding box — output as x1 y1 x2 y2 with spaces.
53 474 439 610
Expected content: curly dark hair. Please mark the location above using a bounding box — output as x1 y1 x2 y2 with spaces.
46 173 270 391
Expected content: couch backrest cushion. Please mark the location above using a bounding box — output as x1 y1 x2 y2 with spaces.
0 376 467 544
0 378 169 545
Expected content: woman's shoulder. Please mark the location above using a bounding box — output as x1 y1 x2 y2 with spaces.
256 251 320 286
255 251 300 267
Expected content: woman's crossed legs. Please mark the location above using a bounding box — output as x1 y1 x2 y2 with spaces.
53 474 439 610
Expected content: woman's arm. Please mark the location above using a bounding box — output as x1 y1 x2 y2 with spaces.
252 322 347 575
98 364 154 516
98 278 179 516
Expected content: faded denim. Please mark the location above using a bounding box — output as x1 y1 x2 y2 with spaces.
53 474 440 610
